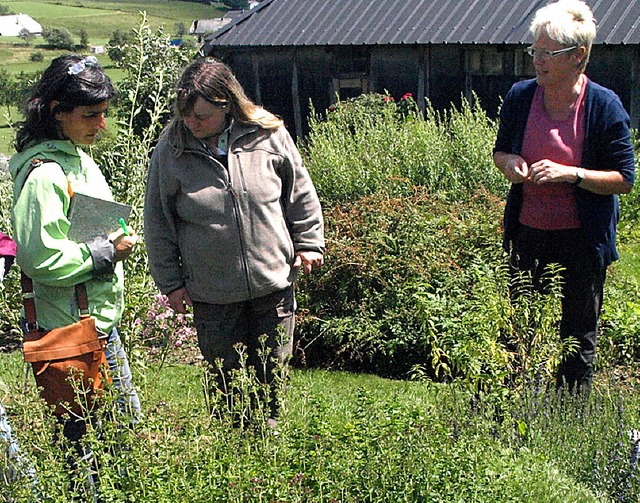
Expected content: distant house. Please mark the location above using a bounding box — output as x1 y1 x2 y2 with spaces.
190 18 233 41
191 1 266 42
202 0 640 139
90 45 105 54
0 14 42 37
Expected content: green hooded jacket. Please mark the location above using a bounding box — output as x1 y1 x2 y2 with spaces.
10 140 124 333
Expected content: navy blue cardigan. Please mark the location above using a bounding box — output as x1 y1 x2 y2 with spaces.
494 78 636 268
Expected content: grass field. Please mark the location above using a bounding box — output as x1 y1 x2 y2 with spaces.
0 0 225 42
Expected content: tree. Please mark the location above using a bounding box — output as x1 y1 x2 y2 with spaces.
0 5 12 16
79 28 90 49
0 69 16 115
222 0 250 9
107 29 134 63
18 28 35 45
174 22 188 38
41 27 74 50
111 21 195 138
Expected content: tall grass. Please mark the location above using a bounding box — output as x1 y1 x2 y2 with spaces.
2 349 638 501
303 92 508 204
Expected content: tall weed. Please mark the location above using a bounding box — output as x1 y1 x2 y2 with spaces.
93 14 195 358
303 92 508 204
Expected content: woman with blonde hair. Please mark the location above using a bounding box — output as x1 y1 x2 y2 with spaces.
493 0 635 393
144 59 325 425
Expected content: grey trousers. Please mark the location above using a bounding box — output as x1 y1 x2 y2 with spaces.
193 286 295 417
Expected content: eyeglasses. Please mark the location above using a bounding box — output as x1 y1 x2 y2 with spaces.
526 45 577 59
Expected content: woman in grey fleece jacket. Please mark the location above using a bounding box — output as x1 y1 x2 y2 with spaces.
144 59 324 424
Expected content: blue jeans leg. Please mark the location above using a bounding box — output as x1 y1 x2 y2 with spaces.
1 401 38 494
103 327 141 421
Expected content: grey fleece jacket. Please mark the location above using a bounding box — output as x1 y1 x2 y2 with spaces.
144 122 325 304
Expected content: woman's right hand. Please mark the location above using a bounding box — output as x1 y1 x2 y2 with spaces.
494 152 530 184
108 228 139 262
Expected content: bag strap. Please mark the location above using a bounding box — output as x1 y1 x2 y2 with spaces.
19 157 89 331
20 272 38 332
21 272 89 331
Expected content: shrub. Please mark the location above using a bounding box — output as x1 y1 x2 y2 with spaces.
296 187 507 379
303 92 508 205
93 14 196 358
106 29 134 63
298 94 595 391
41 27 74 50
0 176 20 349
28 51 43 62
108 14 195 139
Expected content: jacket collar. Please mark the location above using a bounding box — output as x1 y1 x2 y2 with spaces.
173 121 260 155
9 139 81 180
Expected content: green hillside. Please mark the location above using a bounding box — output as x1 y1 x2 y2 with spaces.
0 0 225 42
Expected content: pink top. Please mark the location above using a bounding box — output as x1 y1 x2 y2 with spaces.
519 79 587 230
0 232 16 257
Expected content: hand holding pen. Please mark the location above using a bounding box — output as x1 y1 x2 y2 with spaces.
109 218 138 262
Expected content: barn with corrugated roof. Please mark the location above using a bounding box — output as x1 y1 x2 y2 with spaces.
202 0 640 138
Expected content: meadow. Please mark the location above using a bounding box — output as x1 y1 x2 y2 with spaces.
1 12 640 503
0 0 223 42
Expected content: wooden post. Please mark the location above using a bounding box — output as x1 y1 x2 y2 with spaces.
418 46 430 113
251 53 262 105
291 50 303 139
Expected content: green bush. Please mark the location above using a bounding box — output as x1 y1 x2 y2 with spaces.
298 91 634 391
303 92 508 205
296 188 503 377
41 27 75 50
108 13 194 139
93 15 196 357
0 174 20 349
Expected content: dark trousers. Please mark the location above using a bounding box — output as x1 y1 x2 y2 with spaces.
193 286 295 418
510 225 606 393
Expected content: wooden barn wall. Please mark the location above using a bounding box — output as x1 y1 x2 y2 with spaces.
586 45 635 126
370 46 422 103
212 43 640 138
294 48 334 135
221 50 297 132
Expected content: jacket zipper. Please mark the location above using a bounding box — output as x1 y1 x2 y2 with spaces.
190 144 254 300
226 171 253 299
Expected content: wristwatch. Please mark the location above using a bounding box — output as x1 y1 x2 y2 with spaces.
572 168 585 186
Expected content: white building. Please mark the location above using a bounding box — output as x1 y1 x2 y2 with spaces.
0 14 42 37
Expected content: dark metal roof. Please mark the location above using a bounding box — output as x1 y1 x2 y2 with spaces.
204 0 640 49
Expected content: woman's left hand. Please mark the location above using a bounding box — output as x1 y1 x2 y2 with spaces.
294 251 324 274
529 159 576 185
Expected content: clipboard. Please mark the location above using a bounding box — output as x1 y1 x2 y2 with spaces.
67 192 132 242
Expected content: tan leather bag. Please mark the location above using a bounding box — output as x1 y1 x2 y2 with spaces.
21 274 111 416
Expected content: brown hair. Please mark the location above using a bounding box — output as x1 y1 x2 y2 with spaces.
166 59 283 154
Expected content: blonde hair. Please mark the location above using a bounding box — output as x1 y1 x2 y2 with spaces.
166 58 283 154
530 0 596 72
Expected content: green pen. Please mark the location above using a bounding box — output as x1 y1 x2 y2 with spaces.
119 218 130 236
